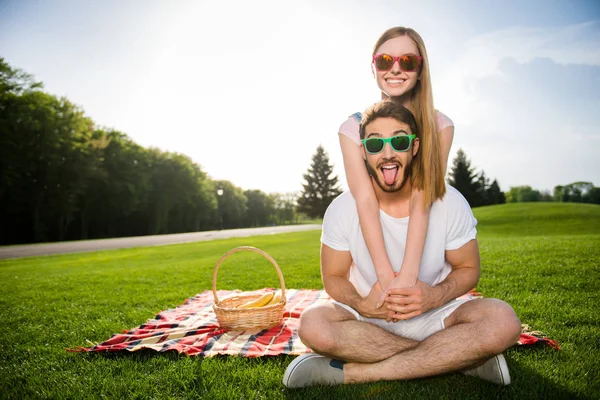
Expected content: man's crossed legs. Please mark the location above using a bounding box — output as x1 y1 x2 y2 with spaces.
283 298 521 387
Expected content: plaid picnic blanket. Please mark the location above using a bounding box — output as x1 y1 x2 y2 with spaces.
70 289 559 357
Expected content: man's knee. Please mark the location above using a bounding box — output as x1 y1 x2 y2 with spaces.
494 300 522 343
449 299 521 352
479 299 522 351
298 305 340 353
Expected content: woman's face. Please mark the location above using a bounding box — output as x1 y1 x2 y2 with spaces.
373 35 421 100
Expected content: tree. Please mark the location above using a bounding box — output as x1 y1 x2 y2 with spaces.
447 149 480 207
474 171 490 207
214 180 248 229
0 57 43 95
145 150 207 235
447 149 508 207
244 189 275 227
297 145 342 218
553 185 568 202
539 190 553 202
187 167 217 232
553 182 600 204
3 91 96 242
46 98 97 240
587 187 600 204
164 154 213 234
505 186 542 202
271 192 298 225
1 57 300 244
76 129 111 239
486 179 506 205
0 67 48 243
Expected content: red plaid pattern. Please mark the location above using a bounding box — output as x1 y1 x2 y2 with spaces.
69 289 558 356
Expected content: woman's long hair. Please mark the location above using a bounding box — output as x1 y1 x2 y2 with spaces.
372 27 445 207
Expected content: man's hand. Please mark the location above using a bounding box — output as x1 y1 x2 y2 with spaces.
357 281 390 319
384 280 442 321
378 272 418 318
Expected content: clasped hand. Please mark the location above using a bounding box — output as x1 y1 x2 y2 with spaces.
362 278 437 322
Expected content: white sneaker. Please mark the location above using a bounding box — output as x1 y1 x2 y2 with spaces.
463 353 511 385
282 353 345 388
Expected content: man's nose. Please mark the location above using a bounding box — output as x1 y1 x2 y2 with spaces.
382 140 395 157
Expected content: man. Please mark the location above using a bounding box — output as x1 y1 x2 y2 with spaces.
283 100 521 388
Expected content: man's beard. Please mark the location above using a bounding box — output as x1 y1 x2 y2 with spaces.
365 157 413 193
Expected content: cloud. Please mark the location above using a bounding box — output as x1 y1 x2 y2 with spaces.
437 20 600 120
468 21 600 68
434 21 600 191
450 57 600 191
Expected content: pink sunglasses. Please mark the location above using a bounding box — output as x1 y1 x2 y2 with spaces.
372 53 423 72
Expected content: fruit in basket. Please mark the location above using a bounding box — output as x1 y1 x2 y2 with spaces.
237 291 275 308
266 290 282 305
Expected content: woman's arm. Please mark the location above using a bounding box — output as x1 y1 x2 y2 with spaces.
389 190 429 288
321 243 388 319
339 133 395 289
384 125 454 291
439 125 455 176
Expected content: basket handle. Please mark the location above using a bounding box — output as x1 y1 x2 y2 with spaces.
212 246 286 304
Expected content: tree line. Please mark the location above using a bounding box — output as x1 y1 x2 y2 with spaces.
507 181 600 204
1 58 596 245
447 149 506 207
448 148 599 206
1 59 332 245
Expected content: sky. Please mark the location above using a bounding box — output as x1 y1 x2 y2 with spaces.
1 0 599 195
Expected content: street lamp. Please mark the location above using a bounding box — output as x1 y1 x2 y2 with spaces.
217 187 224 230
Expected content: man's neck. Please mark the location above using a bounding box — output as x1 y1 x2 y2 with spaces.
373 180 413 218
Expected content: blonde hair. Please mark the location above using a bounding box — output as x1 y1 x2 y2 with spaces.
372 27 445 206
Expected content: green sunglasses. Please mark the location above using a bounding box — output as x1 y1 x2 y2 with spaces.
361 134 417 155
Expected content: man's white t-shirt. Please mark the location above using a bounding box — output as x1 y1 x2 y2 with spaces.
321 185 478 298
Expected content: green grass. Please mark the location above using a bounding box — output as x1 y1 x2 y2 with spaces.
474 202 600 236
1 203 599 399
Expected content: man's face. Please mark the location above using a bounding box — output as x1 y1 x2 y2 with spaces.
362 117 419 193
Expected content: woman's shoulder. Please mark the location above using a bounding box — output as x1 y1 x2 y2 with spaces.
339 112 362 126
338 112 362 145
435 110 454 130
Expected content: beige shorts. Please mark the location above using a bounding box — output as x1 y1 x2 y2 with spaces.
332 298 471 342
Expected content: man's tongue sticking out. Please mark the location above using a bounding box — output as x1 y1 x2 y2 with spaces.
382 165 398 186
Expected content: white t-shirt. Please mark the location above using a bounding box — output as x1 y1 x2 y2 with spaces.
321 185 478 297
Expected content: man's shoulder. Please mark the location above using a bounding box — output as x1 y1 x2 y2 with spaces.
444 185 466 200
321 191 357 250
438 185 478 250
434 185 476 225
326 191 357 215
331 190 355 204
324 191 359 223
440 185 471 209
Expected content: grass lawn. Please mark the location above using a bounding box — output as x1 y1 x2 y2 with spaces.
1 203 599 399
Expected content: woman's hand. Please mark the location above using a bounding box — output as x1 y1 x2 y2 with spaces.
384 280 441 322
358 281 390 319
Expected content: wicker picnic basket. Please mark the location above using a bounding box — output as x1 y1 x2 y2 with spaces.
212 246 286 331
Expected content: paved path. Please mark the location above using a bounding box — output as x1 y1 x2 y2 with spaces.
0 225 322 259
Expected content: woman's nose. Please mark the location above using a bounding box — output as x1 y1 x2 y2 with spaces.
390 60 402 73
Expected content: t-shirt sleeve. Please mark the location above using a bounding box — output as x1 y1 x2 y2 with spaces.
445 188 478 250
436 110 454 131
338 116 361 146
321 194 352 251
